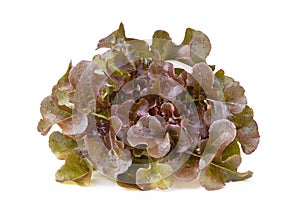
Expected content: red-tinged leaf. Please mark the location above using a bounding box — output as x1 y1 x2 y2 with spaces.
37 96 71 135
84 131 132 179
233 106 260 154
96 23 126 49
224 84 247 114
69 60 91 88
200 155 252 190
38 24 259 191
174 156 199 182
199 119 236 169
237 115 260 154
199 164 225 190
181 28 211 64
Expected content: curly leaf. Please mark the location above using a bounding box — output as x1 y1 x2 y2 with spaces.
73 61 106 114
58 113 88 135
151 30 175 60
141 73 184 99
215 69 235 89
111 99 135 127
192 62 214 93
52 61 75 109
117 163 149 190
38 25 259 190
174 155 199 182
220 154 252 182
38 63 76 135
49 131 78 160
199 119 236 169
68 60 91 88
151 28 211 66
237 116 259 154
233 106 260 154
179 28 211 65
199 141 251 191
215 69 247 114
208 99 231 123
97 23 151 63
146 132 171 158
127 116 166 146
176 128 193 153
192 62 224 101
55 152 92 186
200 155 252 190
37 96 71 135
126 115 171 158
224 85 247 114
199 163 224 190
84 134 132 179
136 163 173 190
96 23 126 49
135 166 156 191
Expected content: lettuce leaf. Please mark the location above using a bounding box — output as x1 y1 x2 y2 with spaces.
38 23 259 190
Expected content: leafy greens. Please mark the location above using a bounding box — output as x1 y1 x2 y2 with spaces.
38 23 259 190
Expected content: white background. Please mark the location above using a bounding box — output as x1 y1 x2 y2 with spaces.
1 0 299 220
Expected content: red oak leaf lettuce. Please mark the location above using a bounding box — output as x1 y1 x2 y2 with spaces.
37 23 259 190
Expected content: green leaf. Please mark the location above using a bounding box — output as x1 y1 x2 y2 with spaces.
37 62 75 135
221 139 241 161
153 30 172 40
215 69 235 89
55 152 92 186
135 166 156 191
155 163 173 190
56 90 74 109
49 131 78 160
219 154 252 182
233 105 254 126
52 61 75 109
136 163 173 190
199 119 236 169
